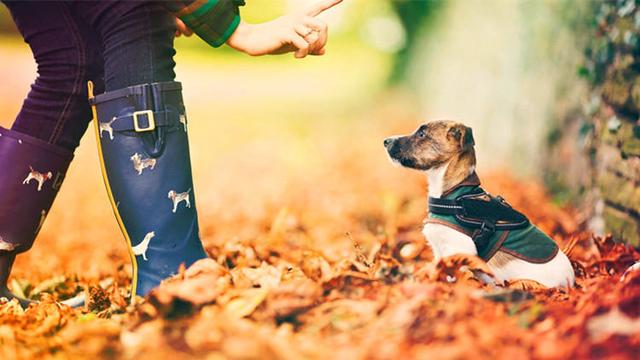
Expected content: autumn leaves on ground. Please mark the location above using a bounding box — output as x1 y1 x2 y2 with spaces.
1 40 639 359
2 125 639 359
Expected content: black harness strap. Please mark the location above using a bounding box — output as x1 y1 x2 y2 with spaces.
426 197 463 214
429 191 530 252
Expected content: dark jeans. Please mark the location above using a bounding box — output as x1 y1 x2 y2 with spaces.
3 0 177 151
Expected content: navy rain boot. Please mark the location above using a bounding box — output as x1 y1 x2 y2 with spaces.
88 81 207 299
0 126 73 307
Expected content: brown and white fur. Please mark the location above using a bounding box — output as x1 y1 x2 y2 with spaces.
130 153 157 175
22 166 52 192
384 120 575 288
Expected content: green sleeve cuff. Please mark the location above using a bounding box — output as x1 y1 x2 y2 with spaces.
214 14 241 47
178 0 244 48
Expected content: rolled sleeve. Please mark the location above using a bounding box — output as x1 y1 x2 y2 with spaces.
166 0 245 47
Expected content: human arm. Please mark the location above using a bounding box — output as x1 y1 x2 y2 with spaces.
167 0 343 58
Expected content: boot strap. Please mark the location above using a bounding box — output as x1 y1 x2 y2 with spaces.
110 109 181 132
90 81 182 103
89 82 185 133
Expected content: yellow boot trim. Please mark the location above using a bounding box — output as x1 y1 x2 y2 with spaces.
88 81 139 303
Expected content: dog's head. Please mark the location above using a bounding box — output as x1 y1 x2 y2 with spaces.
168 190 176 199
45 172 53 180
384 120 475 170
130 153 140 162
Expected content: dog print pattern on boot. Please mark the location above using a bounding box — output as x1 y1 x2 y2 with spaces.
99 117 119 140
130 153 157 175
168 189 191 213
23 166 52 192
132 231 155 261
0 236 17 252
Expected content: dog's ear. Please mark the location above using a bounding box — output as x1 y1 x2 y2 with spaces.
448 125 475 151
461 126 475 150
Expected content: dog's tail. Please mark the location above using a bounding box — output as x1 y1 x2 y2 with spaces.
29 165 34 172
187 188 192 193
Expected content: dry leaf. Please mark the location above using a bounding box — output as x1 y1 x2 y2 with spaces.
224 288 269 318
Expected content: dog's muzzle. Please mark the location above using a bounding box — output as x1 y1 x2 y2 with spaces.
384 136 407 167
384 136 404 159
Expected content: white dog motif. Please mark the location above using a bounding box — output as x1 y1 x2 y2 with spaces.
99 116 118 140
0 236 17 252
130 153 157 175
23 166 52 191
132 231 155 261
168 189 191 213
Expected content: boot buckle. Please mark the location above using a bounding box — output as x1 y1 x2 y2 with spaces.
133 110 156 132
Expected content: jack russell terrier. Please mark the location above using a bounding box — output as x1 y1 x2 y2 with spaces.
384 120 575 288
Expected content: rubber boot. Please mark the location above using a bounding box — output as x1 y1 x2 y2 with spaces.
0 126 73 307
88 81 207 300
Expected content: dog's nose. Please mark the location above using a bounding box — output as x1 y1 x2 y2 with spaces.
383 138 393 148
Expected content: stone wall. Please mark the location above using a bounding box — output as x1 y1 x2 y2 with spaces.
548 0 640 246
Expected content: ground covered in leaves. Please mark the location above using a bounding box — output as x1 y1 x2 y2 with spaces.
1 167 639 359
1 34 639 359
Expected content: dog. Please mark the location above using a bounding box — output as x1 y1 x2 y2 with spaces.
168 189 191 213
132 231 155 261
384 120 575 288
99 116 118 140
130 153 157 175
22 166 52 192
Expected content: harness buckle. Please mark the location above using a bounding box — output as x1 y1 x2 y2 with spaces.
473 220 496 251
133 110 156 132
480 220 496 233
496 195 512 208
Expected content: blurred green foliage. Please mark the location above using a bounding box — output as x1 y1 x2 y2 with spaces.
0 5 16 33
0 0 440 87
388 0 441 85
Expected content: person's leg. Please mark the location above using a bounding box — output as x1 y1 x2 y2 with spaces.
79 1 207 299
77 0 176 90
0 1 103 306
4 1 103 151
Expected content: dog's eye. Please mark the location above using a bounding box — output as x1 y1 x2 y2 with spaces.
417 130 426 138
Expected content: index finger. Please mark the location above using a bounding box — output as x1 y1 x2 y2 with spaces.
305 0 343 17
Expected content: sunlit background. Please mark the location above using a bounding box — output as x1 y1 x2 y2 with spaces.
0 0 591 279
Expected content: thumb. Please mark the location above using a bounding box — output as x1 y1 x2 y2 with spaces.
305 0 343 17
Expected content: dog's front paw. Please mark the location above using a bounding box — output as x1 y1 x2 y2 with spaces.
433 254 496 286
505 279 548 291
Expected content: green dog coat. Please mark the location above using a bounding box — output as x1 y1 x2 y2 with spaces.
426 174 559 263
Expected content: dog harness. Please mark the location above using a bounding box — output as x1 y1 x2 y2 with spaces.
426 174 559 263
